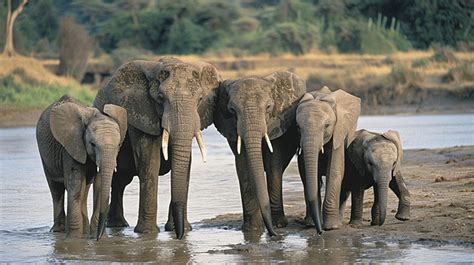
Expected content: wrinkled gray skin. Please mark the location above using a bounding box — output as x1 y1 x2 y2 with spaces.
36 95 127 240
296 87 361 232
214 72 306 235
93 57 220 239
340 129 411 226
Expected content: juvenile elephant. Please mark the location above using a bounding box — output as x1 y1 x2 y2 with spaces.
340 129 411 226
93 57 220 239
296 87 361 232
36 95 127 240
214 72 306 235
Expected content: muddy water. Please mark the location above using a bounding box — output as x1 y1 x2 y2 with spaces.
1 113 473 263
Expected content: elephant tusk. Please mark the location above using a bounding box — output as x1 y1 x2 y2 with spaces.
321 146 324 154
114 167 117 173
264 133 273 153
96 166 99 173
195 131 207 163
298 147 302 155
162 129 169 161
237 135 241 155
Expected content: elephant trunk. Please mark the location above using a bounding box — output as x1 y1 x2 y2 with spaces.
371 171 389 226
302 135 323 234
243 128 277 236
97 146 117 240
168 99 196 239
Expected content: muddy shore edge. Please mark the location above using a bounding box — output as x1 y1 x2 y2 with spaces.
200 146 474 245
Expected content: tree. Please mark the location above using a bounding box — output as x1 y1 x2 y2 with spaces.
3 0 28 57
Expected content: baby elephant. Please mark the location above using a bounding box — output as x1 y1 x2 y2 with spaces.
340 129 410 227
36 95 127 240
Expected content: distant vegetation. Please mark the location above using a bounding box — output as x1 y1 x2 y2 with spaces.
0 0 472 61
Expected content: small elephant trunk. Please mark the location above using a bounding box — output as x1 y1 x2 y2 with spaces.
96 148 116 240
302 138 323 234
372 175 389 226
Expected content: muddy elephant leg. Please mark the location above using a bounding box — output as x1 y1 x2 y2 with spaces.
47 178 66 233
82 184 91 235
323 147 344 230
107 171 133 227
165 158 192 232
229 139 264 232
390 170 411 221
349 186 364 227
129 127 161 234
65 167 87 238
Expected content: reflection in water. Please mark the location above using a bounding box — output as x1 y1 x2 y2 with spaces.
1 114 473 262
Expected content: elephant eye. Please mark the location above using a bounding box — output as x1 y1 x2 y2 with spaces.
192 71 200 79
90 142 96 148
266 102 274 113
228 105 236 114
158 70 170 81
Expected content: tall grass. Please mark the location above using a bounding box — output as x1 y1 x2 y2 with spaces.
0 69 96 107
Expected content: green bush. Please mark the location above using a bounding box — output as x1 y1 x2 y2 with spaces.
431 47 458 63
0 69 95 107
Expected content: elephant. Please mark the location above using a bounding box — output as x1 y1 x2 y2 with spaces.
36 95 127 240
214 71 306 235
93 57 220 239
296 86 361 232
340 129 411 226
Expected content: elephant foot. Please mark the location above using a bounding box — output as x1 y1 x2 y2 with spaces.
349 219 362 228
107 216 130 228
65 229 83 239
272 213 288 228
134 221 159 234
302 215 315 227
323 217 342 231
242 216 264 233
395 208 410 221
164 219 192 232
50 223 65 233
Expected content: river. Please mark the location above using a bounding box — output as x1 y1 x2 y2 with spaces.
0 113 473 263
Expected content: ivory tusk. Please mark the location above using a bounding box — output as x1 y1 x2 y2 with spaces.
264 133 273 153
298 147 302 155
195 131 207 163
321 146 324 154
237 135 241 155
96 166 99 173
162 129 169 161
114 167 117 173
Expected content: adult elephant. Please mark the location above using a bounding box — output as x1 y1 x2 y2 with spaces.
36 95 127 240
296 87 361 231
340 129 410 226
214 72 306 235
93 57 220 239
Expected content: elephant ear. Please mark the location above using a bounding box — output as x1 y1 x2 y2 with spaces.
348 130 375 177
382 130 403 173
214 79 238 141
103 104 128 143
50 102 94 164
193 62 221 130
94 60 164 136
264 71 306 139
328 89 361 149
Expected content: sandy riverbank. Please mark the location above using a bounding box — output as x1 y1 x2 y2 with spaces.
201 146 474 246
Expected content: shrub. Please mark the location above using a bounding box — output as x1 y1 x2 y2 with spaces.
443 63 474 83
431 47 458 63
412 59 429 68
110 46 151 68
58 17 92 81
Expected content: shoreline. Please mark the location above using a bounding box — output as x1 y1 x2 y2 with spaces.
199 146 474 245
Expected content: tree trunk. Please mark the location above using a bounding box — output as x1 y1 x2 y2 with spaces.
2 0 28 57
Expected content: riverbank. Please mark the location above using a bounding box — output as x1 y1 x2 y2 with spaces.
202 146 474 245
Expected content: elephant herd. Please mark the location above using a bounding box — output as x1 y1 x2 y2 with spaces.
36 57 411 241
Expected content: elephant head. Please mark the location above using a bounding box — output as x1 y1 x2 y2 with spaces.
50 101 127 240
296 88 360 232
215 71 306 235
94 57 220 239
348 129 403 226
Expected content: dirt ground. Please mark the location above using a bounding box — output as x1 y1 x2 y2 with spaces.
0 106 43 128
203 146 474 245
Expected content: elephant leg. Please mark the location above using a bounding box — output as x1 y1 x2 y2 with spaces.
47 178 66 233
390 170 411 221
82 183 90 235
323 147 344 230
64 166 87 238
229 139 264 232
129 127 161 234
349 186 364 227
165 158 192 232
339 189 350 221
107 171 133 227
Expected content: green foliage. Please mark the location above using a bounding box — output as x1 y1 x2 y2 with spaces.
0 69 95 107
431 47 459 63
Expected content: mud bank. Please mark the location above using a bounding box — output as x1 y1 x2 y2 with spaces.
202 146 474 245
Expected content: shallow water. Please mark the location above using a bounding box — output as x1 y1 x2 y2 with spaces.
0 113 473 263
